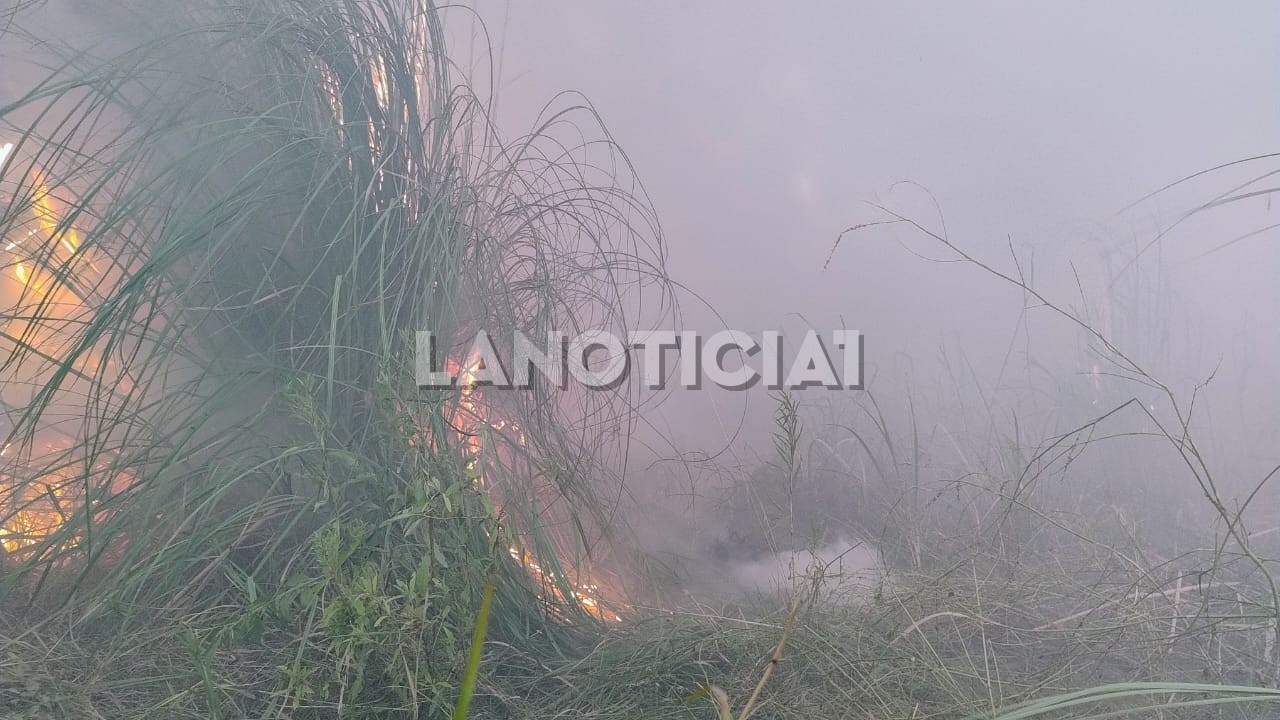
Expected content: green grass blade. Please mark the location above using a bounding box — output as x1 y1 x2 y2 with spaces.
453 573 496 720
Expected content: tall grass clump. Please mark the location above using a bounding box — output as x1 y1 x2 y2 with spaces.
0 0 671 715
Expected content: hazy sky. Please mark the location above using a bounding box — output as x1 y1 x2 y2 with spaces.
462 4 1280 466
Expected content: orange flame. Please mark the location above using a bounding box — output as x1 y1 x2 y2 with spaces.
447 353 623 622
0 138 624 621
0 142 126 558
0 441 130 555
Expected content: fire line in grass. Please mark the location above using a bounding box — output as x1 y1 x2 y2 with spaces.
449 354 624 623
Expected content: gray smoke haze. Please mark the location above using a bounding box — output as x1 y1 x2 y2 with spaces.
449 1 1278 447
442 2 1280 592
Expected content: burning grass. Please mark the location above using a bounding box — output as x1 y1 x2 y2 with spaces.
0 1 1277 719
0 0 663 714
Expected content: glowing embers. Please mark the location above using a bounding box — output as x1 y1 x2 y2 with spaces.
0 442 73 553
0 440 129 556
507 545 623 623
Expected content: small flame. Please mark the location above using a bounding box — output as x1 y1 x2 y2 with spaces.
449 352 623 622
0 482 66 552
0 441 130 555
0 140 125 557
